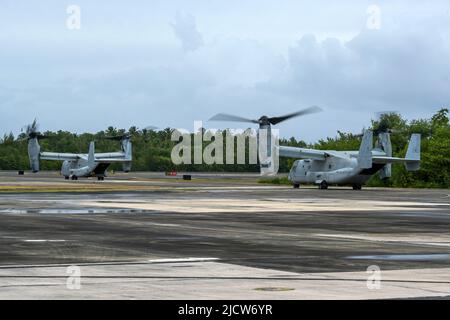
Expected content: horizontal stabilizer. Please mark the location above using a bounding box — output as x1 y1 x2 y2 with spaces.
95 158 132 163
372 134 421 171
372 156 416 164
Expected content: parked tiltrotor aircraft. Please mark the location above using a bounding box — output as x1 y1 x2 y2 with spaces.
210 107 421 190
25 121 132 180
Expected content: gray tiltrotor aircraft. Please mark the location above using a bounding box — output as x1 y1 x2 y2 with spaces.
26 121 132 180
210 107 421 190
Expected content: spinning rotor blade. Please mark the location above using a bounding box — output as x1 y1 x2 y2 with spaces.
21 119 49 140
143 125 158 131
27 119 38 134
210 105 322 126
209 113 259 124
103 134 131 141
373 111 399 135
23 119 38 136
267 106 322 125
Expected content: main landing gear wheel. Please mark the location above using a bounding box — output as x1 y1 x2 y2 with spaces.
319 180 328 190
64 176 69 180
352 185 362 190
293 183 300 189
71 175 78 181
97 176 105 181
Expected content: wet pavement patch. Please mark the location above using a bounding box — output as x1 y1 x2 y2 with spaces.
0 208 154 215
347 254 450 261
254 287 295 292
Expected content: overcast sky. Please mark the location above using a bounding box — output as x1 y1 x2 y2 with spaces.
1 0 449 142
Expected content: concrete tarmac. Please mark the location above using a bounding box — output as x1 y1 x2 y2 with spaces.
0 171 449 299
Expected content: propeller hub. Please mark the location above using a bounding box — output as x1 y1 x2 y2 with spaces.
258 116 270 125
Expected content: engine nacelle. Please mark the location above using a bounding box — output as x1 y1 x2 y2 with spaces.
28 138 41 172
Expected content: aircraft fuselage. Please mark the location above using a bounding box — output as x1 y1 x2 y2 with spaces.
61 159 109 178
288 157 384 186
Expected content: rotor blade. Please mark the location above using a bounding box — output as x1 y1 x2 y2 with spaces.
23 119 38 136
29 119 38 132
209 113 259 124
268 106 322 125
103 136 122 141
375 110 398 119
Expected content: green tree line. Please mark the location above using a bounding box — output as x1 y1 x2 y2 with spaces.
0 109 449 188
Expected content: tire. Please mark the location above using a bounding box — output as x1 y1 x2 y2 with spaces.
352 185 362 190
293 183 300 189
319 180 328 190
64 176 69 180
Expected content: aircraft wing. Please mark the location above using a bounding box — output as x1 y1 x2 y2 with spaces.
94 152 126 159
40 152 81 161
279 146 326 160
323 150 351 160
373 134 421 170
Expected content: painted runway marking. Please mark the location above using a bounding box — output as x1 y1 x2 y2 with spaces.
147 257 219 263
315 233 450 247
348 254 450 261
24 240 67 243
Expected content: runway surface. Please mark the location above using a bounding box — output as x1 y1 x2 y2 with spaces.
0 171 449 299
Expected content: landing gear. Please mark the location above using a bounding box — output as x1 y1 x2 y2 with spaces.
71 175 78 180
352 185 362 190
97 176 105 181
319 180 328 190
293 183 300 189
64 176 69 180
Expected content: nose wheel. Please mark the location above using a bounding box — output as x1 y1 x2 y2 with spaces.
352 185 362 190
71 175 78 180
97 176 105 181
319 180 328 190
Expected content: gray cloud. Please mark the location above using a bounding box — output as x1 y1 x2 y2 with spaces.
274 28 450 112
1 1 449 142
170 12 204 51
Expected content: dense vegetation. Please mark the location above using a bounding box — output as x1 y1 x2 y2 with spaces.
0 109 449 188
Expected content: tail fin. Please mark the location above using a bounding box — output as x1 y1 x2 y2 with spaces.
378 132 392 179
28 138 41 172
405 134 421 171
122 138 132 172
88 141 96 168
358 130 373 169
